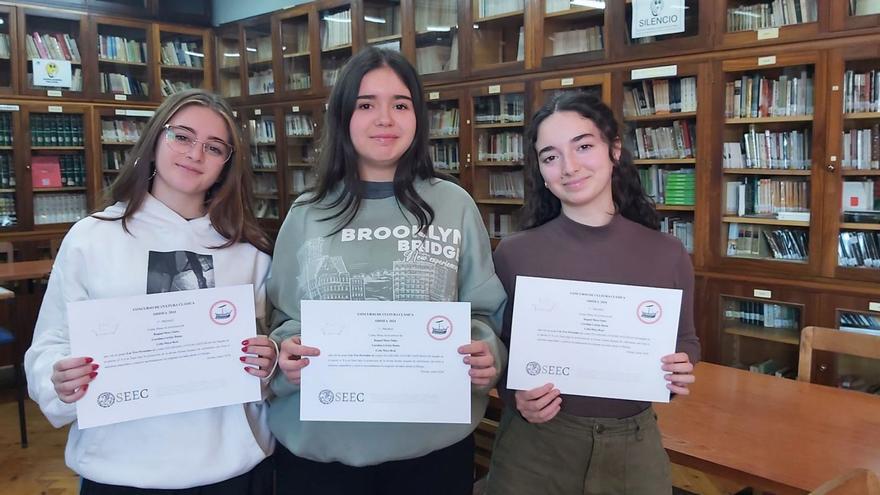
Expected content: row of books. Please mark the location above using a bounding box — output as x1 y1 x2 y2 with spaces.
840 309 880 334
101 119 145 143
842 126 880 170
722 127 811 170
251 149 277 169
247 36 273 64
33 154 86 188
476 0 523 19
57 154 87 187
726 0 818 32
723 300 800 329
102 149 132 171
623 77 698 117
31 114 84 147
321 9 352 50
429 108 460 137
839 230 880 269
290 169 317 194
29 68 83 91
640 168 695 206
254 198 279 219
489 171 524 199
0 113 12 146
842 179 879 212
724 177 810 217
724 71 814 118
414 1 457 32
285 115 314 137
284 65 310 91
253 174 278 194
843 69 880 114
474 95 525 124
746 359 797 379
660 217 694 253
249 118 276 144
487 212 516 239
416 36 459 75
98 35 147 64
477 132 524 162
430 142 459 171
161 41 204 68
547 27 603 57
727 223 808 260
0 34 11 59
34 193 86 225
248 69 274 96
628 120 696 160
160 79 195 97
25 31 82 63
0 196 15 227
0 154 16 189
99 72 148 96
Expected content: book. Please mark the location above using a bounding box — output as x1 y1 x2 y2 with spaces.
31 156 62 188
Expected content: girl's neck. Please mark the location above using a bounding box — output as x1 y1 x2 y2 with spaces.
150 183 207 220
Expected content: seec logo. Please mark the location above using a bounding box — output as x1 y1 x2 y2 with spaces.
319 389 365 405
525 361 571 376
96 388 150 408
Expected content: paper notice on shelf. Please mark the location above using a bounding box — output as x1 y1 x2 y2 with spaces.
631 0 685 39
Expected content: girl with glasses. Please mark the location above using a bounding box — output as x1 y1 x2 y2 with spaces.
267 47 507 495
25 89 277 495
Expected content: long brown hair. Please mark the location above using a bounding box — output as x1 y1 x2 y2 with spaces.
98 89 272 254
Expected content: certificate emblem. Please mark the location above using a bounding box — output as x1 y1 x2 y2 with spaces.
526 361 541 376
97 392 116 408
637 300 662 324
209 300 237 325
426 315 453 340
319 389 335 405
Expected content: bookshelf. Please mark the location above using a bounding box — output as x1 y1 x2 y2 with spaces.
621 64 702 254
413 0 460 80
818 293 880 392
539 1 606 68
717 53 823 271
244 107 282 224
154 24 211 98
426 89 465 180
0 105 18 230
470 0 525 73
96 106 154 197
282 103 321 212
216 25 242 99
20 8 86 99
23 104 93 228
0 6 17 95
470 82 526 245
319 2 354 90
244 20 275 98
718 0 821 48
92 17 151 102
279 7 314 94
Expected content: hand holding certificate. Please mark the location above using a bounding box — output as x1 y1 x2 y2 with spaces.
300 300 471 423
507 276 682 403
68 284 263 429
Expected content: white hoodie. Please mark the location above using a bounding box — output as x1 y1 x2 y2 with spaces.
24 195 273 489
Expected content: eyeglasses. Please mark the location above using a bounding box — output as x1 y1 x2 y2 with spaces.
163 125 233 163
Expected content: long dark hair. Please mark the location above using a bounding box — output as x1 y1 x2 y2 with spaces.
98 89 272 254
522 92 659 230
300 47 438 233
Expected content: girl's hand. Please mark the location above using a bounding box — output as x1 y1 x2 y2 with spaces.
277 336 320 385
52 357 98 403
661 352 695 395
241 336 277 379
514 383 562 424
458 340 496 386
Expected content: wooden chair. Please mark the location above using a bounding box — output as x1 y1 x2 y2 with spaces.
0 241 26 447
798 326 880 383
810 468 880 495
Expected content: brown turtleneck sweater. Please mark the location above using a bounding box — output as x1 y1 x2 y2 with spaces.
492 213 701 419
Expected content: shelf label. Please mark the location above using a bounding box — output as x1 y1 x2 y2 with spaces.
232 110 238 117
832 85 840 92
631 65 677 80
870 302 880 312
47 106 63 113
47 90 62 97
830 155 838 162
254 109 262 115
756 27 779 40
291 105 300 112
753 289 772 299
0 104 19 112
115 109 127 116
114 94 127 101
488 85 501 94
758 56 776 66
560 77 574 87
127 109 155 117
429 91 440 100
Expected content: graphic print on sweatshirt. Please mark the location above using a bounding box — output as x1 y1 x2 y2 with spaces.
298 224 462 301
146 250 215 294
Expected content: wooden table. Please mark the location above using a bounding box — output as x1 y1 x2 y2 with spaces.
0 259 54 283
655 362 880 494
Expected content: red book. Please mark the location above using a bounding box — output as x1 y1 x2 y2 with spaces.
32 156 61 188
53 33 71 61
32 32 49 59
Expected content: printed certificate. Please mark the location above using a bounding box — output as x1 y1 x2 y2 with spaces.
507 276 682 403
300 300 471 423
68 284 261 429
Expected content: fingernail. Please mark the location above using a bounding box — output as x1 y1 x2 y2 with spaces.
85 357 94 364
82 384 89 391
241 347 248 353
244 366 251 372
242 340 249 346
240 356 246 362
89 372 98 379
91 364 100 371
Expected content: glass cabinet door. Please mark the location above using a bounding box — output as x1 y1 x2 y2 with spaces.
471 0 525 70
320 4 353 89
363 1 401 51
158 26 208 97
414 0 458 76
217 28 242 98
244 22 274 96
23 11 85 97
280 13 312 92
95 19 150 101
